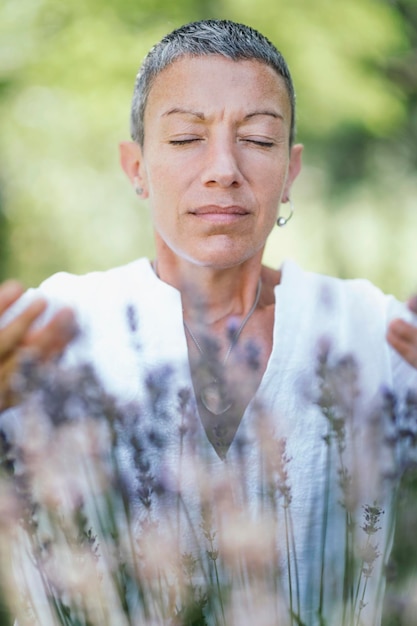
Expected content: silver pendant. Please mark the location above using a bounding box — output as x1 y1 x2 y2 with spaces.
200 381 232 415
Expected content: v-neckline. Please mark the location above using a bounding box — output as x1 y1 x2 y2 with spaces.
142 259 285 460
191 287 283 460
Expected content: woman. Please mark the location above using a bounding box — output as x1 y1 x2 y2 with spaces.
1 19 417 626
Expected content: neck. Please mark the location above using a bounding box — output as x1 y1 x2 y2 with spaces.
153 248 265 326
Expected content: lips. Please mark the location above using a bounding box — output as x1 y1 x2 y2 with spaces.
190 205 250 216
189 205 250 225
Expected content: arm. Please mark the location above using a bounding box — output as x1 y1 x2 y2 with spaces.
386 296 417 369
0 280 77 410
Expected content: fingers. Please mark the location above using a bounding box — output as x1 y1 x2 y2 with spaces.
0 297 48 359
387 319 417 369
0 281 78 411
0 280 24 314
408 295 417 315
388 294 417 369
0 352 23 410
24 307 78 360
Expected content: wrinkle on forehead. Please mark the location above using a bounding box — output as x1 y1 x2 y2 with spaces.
162 108 284 122
144 56 292 139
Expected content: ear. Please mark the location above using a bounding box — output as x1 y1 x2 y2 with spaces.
282 143 303 203
119 141 149 199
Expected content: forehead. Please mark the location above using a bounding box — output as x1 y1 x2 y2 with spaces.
144 55 291 125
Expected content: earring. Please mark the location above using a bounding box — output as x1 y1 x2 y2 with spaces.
277 198 294 227
133 176 144 196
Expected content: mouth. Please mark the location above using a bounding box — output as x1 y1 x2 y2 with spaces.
189 205 250 224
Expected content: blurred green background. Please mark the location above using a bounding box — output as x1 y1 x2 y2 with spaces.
0 0 416 299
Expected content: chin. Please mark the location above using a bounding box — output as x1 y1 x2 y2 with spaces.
188 247 258 270
163 232 263 269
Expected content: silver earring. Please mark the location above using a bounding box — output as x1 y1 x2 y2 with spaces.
277 199 294 227
133 176 143 196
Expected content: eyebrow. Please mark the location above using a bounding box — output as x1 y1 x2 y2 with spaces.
243 110 284 121
162 108 205 120
161 108 283 121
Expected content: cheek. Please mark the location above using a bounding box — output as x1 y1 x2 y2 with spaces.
252 155 289 193
259 180 286 214
146 158 187 194
145 170 173 211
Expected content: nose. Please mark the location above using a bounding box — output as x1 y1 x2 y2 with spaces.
201 134 244 188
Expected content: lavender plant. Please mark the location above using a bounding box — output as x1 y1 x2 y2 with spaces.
0 316 415 626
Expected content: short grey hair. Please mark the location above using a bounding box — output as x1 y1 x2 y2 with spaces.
130 19 296 147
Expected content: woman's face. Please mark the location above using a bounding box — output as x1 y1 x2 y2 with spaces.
124 55 302 269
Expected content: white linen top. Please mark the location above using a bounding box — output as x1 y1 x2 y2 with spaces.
3 258 417 626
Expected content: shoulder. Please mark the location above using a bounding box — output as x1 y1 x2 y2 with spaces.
38 258 152 305
22 258 157 337
280 259 401 321
35 258 183 346
278 260 417 374
276 260 417 400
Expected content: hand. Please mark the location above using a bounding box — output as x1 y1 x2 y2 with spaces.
0 280 77 410
387 296 417 369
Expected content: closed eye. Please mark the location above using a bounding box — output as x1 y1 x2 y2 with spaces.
169 138 202 145
242 138 274 148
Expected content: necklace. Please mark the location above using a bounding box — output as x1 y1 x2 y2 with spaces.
183 279 262 415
